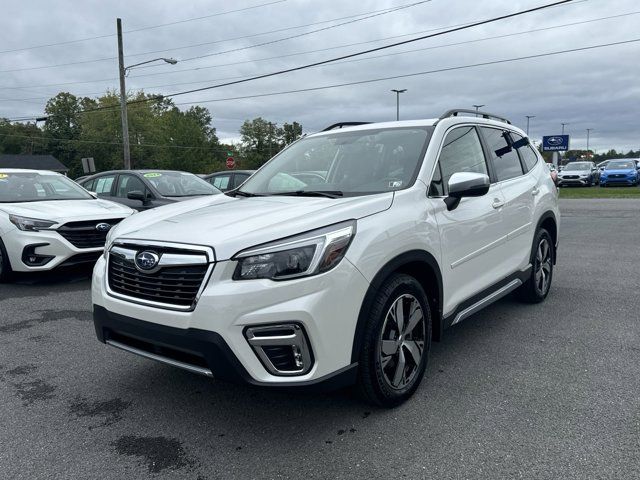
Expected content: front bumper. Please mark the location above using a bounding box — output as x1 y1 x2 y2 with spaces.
600 176 637 186
91 254 369 386
2 227 103 272
558 177 591 186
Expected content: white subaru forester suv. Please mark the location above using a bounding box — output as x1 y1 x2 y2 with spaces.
92 109 559 407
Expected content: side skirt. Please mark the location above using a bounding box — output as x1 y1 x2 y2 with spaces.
443 266 531 329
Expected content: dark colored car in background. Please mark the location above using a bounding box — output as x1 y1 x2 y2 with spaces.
78 170 221 211
202 170 255 192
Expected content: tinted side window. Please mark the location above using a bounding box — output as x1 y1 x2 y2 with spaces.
82 179 95 191
233 173 250 188
94 175 116 196
481 128 524 181
512 134 539 172
433 126 487 195
116 174 147 198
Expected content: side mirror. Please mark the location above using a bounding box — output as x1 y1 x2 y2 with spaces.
444 172 490 211
127 190 149 204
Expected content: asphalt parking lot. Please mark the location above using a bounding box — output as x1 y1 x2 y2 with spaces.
1 198 639 480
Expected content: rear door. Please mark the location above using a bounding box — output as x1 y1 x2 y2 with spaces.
429 125 508 313
480 128 536 270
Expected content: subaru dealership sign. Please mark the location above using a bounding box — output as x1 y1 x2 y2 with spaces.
542 135 570 151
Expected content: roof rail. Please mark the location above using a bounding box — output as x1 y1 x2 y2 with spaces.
438 109 511 125
322 122 371 132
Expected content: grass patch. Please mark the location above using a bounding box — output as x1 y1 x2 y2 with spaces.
559 186 640 199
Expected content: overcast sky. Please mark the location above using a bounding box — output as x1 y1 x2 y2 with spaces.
1 0 639 152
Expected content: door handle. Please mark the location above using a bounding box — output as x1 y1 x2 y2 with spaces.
532 187 540 196
492 199 504 209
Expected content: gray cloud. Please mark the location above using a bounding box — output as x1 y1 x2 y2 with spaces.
1 0 639 152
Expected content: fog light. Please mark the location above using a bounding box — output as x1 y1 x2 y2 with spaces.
21 243 55 267
244 324 313 376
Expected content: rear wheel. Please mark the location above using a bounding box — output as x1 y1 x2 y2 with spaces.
0 237 13 283
516 228 553 303
357 274 431 407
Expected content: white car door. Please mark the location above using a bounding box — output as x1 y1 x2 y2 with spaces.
428 125 508 316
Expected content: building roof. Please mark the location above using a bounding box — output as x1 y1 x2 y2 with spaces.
0 154 68 172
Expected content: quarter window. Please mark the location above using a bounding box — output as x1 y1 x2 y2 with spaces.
512 134 539 172
432 126 488 195
481 128 524 181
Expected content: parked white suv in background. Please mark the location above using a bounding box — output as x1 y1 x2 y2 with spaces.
0 169 133 281
92 109 559 406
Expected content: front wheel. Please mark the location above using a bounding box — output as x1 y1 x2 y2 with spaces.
357 274 431 407
516 228 554 303
0 237 13 283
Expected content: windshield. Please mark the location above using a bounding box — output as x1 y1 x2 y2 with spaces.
0 171 93 203
239 127 432 197
143 171 220 197
606 161 635 170
565 162 591 171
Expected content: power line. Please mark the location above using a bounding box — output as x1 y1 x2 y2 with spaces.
0 132 233 152
4 9 638 104
0 0 585 120
7 36 637 124
135 0 432 68
158 0 577 98
0 0 289 55
156 37 640 107
0 0 586 91
0 2 417 74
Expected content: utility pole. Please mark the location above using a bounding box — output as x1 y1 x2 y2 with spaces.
117 18 131 170
586 128 593 159
473 104 485 117
391 89 407 121
525 115 535 136
561 123 568 135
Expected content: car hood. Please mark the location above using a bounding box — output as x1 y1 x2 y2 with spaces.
0 199 134 225
602 169 636 174
112 193 393 260
560 170 590 175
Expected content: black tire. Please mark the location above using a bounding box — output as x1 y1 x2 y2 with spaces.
516 228 554 303
357 274 432 407
0 237 13 283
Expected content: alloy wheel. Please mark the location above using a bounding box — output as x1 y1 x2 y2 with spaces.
535 238 552 296
378 294 426 390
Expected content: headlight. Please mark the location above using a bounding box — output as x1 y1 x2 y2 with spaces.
9 214 56 231
233 220 356 280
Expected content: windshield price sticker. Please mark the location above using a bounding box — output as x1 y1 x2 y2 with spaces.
143 172 162 178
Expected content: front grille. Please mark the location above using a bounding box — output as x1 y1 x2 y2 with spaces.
563 175 579 179
57 219 123 249
609 174 625 179
107 246 209 308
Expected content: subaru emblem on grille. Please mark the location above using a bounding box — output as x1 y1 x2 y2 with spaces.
135 251 160 271
95 222 111 232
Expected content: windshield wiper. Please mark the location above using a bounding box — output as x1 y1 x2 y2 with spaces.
227 189 262 197
272 190 344 199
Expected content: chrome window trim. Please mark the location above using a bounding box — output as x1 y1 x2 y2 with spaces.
105 239 216 312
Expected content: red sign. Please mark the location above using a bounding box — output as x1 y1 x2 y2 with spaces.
226 157 235 169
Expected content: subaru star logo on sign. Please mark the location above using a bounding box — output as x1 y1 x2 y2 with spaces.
135 251 160 271
95 222 111 232
542 135 570 151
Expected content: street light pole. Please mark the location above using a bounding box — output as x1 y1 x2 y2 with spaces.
561 123 568 135
117 18 178 169
390 89 407 121
473 104 485 117
525 115 535 136
117 18 131 170
586 128 593 159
